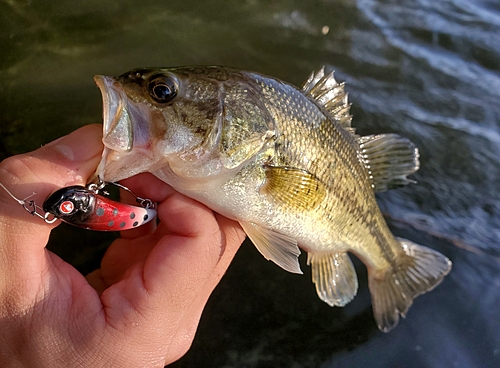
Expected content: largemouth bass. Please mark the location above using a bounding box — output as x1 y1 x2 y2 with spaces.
94 66 451 332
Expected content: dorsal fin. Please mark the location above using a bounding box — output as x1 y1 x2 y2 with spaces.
302 66 353 132
358 134 420 192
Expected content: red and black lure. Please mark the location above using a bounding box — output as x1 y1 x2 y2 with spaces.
0 180 157 231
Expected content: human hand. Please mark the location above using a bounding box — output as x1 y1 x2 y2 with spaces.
0 125 246 367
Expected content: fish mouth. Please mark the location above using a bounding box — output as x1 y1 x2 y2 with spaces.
94 75 155 183
94 75 133 152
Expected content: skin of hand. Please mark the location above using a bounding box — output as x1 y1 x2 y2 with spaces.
0 124 246 367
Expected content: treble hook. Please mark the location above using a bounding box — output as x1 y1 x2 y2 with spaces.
104 180 155 209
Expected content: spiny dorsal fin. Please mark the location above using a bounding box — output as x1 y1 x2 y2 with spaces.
357 134 420 192
302 66 353 131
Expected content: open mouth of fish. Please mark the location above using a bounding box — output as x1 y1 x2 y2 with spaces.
94 75 155 182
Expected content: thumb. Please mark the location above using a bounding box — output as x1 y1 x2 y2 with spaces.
0 124 103 259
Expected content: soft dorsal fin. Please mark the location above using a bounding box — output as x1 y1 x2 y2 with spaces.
358 134 420 192
302 66 353 132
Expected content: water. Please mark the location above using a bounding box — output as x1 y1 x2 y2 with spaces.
1 0 499 367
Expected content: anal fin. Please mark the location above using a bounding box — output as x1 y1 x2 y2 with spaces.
358 134 420 192
307 252 358 307
240 222 302 274
369 238 452 332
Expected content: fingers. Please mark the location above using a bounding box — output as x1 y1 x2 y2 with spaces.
144 204 245 363
99 191 222 288
95 174 177 285
99 191 246 351
93 162 246 362
163 215 245 362
0 124 103 275
108 177 246 298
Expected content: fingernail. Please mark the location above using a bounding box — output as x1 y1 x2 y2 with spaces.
52 125 103 162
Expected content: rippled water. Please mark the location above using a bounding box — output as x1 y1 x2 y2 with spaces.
1 0 499 367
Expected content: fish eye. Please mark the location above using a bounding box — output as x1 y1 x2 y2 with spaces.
147 74 178 104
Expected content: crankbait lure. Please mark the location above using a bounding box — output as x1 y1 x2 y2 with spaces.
0 180 157 231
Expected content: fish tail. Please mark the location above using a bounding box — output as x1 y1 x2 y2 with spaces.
369 238 452 332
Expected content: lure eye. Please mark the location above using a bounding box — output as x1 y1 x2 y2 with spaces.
147 74 178 104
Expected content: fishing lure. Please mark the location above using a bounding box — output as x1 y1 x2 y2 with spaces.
0 179 157 231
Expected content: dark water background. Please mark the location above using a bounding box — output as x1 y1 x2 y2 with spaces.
1 0 500 367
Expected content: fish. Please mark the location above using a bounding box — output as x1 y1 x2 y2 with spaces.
93 66 452 332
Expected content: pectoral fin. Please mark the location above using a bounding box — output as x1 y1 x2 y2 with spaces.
261 166 327 212
240 222 302 274
358 134 420 192
307 252 358 307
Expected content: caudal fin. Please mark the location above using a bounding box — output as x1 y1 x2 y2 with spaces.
369 238 452 332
